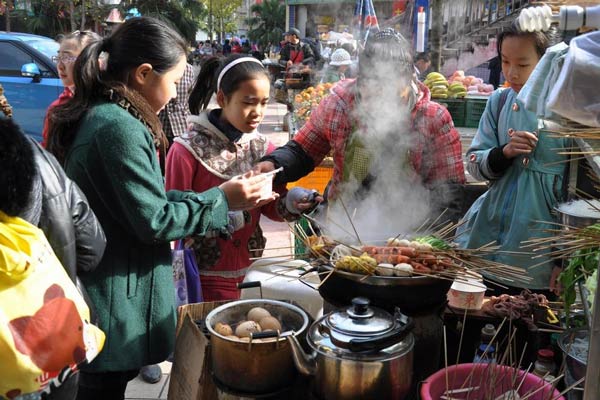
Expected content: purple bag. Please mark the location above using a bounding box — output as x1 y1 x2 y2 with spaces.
173 240 203 306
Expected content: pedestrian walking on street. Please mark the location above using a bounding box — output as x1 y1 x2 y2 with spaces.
46 17 275 400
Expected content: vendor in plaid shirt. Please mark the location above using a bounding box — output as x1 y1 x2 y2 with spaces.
159 63 194 146
256 29 465 209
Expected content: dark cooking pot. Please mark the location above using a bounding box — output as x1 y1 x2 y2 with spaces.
205 299 309 394
317 264 452 313
289 297 414 400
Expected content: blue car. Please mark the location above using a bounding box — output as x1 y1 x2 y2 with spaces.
0 31 63 142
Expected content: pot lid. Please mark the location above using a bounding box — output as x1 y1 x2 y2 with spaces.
326 297 393 336
309 297 414 355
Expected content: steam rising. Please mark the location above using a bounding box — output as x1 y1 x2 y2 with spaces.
316 50 435 244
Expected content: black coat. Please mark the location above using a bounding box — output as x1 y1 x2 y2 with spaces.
21 137 106 288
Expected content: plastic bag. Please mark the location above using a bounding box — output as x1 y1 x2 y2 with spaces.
547 31 600 127
0 212 105 398
172 240 203 308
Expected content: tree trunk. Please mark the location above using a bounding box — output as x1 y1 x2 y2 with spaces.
430 0 443 72
69 0 76 31
81 0 86 30
4 0 12 32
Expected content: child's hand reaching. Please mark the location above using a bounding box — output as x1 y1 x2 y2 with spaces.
219 171 279 211
503 128 538 159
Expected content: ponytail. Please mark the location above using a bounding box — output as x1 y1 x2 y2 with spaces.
189 56 221 115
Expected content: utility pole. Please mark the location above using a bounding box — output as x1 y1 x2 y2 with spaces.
430 0 443 72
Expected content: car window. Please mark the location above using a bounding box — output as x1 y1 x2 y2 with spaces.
0 42 34 76
25 38 59 60
0 41 55 78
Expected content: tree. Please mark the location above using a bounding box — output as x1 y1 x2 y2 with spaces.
247 0 284 49
206 0 241 41
1 0 13 31
132 0 206 44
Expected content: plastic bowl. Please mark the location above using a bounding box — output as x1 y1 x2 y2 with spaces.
421 363 564 400
447 279 487 310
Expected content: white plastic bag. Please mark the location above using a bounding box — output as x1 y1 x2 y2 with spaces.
547 31 600 127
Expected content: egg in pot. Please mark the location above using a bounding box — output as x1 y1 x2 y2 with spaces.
235 320 262 337
247 307 271 322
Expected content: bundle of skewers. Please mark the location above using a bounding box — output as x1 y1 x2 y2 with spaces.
291 213 532 287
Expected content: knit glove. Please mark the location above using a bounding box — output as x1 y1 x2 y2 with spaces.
285 187 320 215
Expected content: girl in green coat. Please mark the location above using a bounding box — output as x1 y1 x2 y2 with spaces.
47 17 275 399
456 27 568 294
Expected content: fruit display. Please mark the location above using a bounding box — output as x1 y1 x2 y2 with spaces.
293 83 334 125
448 70 494 96
423 72 453 99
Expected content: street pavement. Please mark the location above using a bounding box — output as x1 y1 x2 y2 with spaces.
123 99 478 399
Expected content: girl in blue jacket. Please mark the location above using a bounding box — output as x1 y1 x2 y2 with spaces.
457 26 568 294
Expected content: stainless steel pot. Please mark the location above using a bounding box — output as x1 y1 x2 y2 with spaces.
554 200 600 228
205 299 309 394
288 297 414 400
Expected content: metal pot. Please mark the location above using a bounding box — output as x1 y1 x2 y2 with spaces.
557 327 589 386
288 297 414 400
317 264 452 313
554 200 600 228
205 299 309 394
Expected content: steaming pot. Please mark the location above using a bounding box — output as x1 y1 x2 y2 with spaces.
288 297 414 400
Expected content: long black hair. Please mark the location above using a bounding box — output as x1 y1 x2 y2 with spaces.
47 17 187 164
188 54 269 115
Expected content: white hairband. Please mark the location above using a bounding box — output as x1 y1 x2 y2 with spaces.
217 57 264 91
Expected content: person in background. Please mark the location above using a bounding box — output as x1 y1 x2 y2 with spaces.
42 30 101 147
165 55 315 301
279 28 315 68
456 26 567 295
222 39 232 56
231 39 243 54
1 117 106 400
320 48 352 84
414 52 431 80
199 40 214 57
488 55 502 89
46 17 274 399
158 63 195 147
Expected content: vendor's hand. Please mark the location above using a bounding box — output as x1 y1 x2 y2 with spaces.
285 187 324 215
503 129 538 159
286 60 293 68
549 265 563 296
219 171 278 211
253 161 276 174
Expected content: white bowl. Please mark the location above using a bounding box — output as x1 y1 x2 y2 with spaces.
447 279 487 310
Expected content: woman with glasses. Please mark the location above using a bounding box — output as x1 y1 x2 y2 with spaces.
42 30 101 147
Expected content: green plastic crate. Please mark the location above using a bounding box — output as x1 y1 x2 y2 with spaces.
465 98 489 128
439 99 466 127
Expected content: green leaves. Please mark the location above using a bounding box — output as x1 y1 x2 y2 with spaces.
247 0 284 48
560 247 599 323
414 235 452 250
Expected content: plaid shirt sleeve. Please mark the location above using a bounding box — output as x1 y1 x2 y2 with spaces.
159 64 194 139
413 102 465 185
